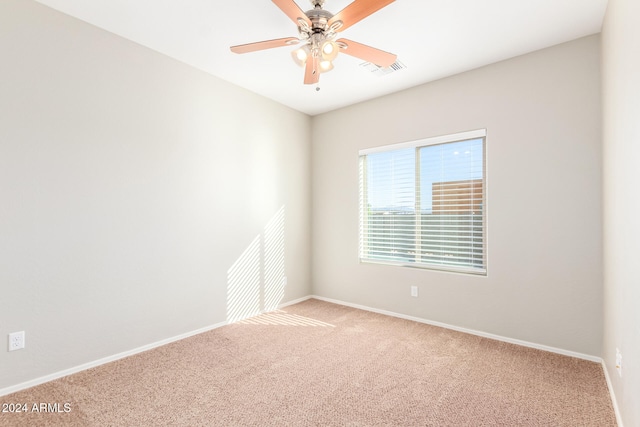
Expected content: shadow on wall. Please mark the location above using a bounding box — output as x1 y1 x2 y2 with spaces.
226 206 285 323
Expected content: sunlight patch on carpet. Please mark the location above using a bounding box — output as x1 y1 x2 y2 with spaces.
239 310 335 327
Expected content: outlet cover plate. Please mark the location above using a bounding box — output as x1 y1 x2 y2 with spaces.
8 331 25 351
615 348 622 377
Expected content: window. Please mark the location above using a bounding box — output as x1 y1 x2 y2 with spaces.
359 130 486 275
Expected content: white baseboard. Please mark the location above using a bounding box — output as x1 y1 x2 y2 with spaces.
278 295 312 308
0 295 313 398
602 360 624 427
311 295 602 363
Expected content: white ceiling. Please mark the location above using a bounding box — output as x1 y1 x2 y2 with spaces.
34 0 608 116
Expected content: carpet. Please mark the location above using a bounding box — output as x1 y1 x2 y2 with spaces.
0 299 616 426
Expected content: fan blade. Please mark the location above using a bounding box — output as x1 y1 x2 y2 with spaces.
328 0 395 32
336 38 397 67
272 0 312 27
304 54 320 85
230 37 299 54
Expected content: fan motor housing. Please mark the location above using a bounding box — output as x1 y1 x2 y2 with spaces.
306 9 333 33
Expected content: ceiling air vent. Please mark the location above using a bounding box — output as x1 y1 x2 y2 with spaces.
360 60 406 76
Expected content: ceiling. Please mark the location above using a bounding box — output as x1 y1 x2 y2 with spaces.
33 0 608 116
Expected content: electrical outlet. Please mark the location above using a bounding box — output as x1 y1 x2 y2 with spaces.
411 286 418 297
615 348 622 377
8 331 25 351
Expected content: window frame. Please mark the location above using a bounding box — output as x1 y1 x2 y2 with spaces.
359 129 487 275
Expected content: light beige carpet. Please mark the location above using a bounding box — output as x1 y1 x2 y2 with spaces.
0 299 616 426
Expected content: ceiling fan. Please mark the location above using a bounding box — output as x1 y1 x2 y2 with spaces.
230 0 397 85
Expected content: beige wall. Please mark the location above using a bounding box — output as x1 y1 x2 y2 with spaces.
602 0 640 424
0 0 311 390
311 35 603 356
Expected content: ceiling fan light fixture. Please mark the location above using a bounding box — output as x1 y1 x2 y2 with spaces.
321 40 339 61
291 44 311 67
231 0 398 86
319 59 334 73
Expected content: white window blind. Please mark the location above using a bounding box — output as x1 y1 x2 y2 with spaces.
359 130 486 275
